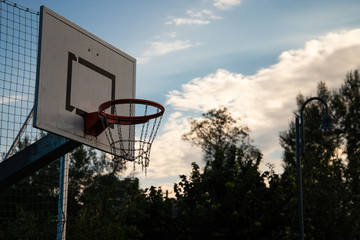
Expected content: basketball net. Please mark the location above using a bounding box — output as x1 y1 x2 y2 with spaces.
99 99 164 173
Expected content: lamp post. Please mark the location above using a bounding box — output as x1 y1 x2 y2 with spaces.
295 97 340 240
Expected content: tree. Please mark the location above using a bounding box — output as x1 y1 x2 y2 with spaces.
133 186 176 240
3 70 360 239
0 134 61 239
66 145 100 237
279 81 353 239
332 70 360 238
176 107 269 239
182 107 258 164
69 174 143 240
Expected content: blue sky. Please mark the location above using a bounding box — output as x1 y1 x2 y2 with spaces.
13 0 360 192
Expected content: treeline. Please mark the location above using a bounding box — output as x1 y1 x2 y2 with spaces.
1 70 360 239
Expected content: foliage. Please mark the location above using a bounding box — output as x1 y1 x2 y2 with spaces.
175 108 269 239
0 159 60 239
182 107 257 164
332 70 360 238
69 175 143 240
1 71 360 239
279 78 358 239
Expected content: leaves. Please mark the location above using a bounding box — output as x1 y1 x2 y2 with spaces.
2 71 360 239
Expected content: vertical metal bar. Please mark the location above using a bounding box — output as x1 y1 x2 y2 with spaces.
62 153 69 240
296 117 304 240
57 155 65 240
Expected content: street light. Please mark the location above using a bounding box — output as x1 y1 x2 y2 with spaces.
295 97 341 240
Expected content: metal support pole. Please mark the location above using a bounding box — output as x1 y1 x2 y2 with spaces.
295 117 304 240
57 155 65 240
57 154 69 240
62 153 69 240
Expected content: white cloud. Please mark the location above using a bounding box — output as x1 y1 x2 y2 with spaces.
187 10 222 20
139 40 202 63
147 28 360 183
214 0 242 10
165 18 210 26
144 40 192 56
166 9 221 26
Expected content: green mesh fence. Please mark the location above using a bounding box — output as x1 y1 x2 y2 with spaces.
0 0 40 161
0 1 63 239
0 160 60 239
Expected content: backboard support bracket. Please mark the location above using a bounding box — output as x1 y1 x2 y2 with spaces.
84 112 106 136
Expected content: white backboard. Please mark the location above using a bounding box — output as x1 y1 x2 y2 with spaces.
34 6 136 154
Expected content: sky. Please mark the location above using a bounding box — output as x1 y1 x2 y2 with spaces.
11 0 360 193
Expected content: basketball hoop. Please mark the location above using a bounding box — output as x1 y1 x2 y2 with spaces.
85 99 165 171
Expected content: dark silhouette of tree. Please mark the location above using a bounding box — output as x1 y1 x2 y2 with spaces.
2 71 360 240
176 107 269 239
68 175 143 240
279 82 353 239
332 70 360 239
182 107 256 164
0 138 60 239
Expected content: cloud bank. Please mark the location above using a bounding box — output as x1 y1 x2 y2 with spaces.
141 29 360 188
